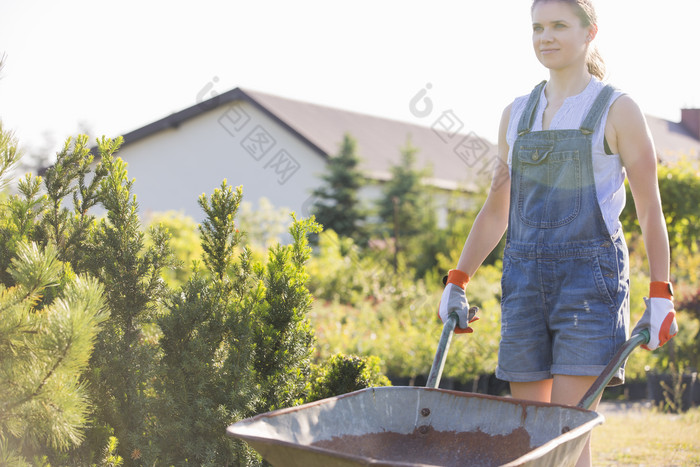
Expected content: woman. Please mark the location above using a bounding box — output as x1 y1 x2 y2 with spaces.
438 1 678 465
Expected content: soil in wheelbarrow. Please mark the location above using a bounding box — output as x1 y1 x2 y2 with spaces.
312 425 531 467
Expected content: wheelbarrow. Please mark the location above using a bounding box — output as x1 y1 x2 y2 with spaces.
227 310 649 466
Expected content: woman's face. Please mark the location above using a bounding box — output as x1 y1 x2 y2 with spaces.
531 1 594 73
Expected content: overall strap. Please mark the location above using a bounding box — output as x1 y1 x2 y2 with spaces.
517 80 547 136
579 85 616 135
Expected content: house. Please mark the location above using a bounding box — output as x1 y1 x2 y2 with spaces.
109 87 700 224
110 87 497 224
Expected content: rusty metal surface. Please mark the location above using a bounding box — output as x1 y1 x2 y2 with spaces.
227 386 603 466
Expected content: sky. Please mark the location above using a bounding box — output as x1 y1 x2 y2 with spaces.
1 0 699 157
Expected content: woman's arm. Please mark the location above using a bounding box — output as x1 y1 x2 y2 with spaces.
608 95 670 282
455 104 513 276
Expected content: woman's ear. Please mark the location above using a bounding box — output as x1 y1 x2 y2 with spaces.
587 24 598 42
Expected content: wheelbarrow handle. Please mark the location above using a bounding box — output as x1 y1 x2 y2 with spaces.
426 308 478 389
577 329 650 410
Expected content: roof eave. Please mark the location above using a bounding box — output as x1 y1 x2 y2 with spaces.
118 87 331 161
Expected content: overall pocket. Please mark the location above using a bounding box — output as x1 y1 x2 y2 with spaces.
516 147 582 228
592 234 630 311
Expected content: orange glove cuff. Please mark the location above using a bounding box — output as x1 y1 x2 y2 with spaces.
447 269 470 290
650 281 673 300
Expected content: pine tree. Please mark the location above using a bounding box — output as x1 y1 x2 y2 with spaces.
311 133 367 243
0 119 106 463
0 121 38 286
0 242 107 462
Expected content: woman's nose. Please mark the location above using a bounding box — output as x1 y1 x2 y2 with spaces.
540 29 553 43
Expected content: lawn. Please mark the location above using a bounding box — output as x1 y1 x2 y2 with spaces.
592 403 700 466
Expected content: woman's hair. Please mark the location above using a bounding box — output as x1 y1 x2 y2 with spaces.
531 0 606 80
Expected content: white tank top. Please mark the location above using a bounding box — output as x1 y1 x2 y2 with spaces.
506 77 626 235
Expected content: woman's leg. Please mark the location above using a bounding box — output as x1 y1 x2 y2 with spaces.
551 375 601 467
509 379 553 402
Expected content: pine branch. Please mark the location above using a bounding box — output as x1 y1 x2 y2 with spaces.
0 120 22 192
2 333 72 415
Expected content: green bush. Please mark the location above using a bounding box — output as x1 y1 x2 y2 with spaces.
307 354 391 402
144 211 203 289
310 258 503 385
620 159 700 379
306 229 377 306
621 159 700 255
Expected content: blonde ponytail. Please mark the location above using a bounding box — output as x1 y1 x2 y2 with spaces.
587 45 606 80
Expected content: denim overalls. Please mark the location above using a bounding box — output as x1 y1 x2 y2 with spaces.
496 81 629 386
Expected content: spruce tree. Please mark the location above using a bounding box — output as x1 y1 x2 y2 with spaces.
39 135 109 266
77 147 176 463
311 133 367 243
251 213 321 413
154 181 321 465
376 138 439 275
154 182 258 466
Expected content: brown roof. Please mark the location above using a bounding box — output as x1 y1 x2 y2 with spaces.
119 87 497 191
243 89 498 190
646 114 700 163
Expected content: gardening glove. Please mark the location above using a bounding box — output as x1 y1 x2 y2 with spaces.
438 269 479 334
632 281 678 351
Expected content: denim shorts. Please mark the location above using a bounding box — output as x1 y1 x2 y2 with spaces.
495 236 630 386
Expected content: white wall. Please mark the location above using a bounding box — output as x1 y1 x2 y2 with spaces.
114 101 329 222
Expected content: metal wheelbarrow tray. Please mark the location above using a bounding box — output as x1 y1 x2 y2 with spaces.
228 386 601 466
227 310 649 467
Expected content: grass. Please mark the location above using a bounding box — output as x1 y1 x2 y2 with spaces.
592 403 700 466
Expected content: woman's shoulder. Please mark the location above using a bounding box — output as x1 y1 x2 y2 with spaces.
604 90 650 156
605 85 643 124
607 93 647 134
607 92 639 113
